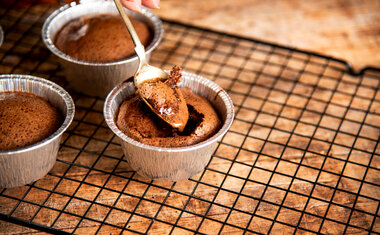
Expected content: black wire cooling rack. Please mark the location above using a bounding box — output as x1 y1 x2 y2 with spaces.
0 1 379 234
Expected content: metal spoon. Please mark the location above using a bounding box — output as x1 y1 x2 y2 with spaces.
114 0 189 132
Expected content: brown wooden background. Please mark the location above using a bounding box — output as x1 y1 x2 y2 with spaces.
0 0 379 234
155 0 380 73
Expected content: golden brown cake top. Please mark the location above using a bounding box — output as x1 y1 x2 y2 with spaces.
54 14 152 63
0 91 63 151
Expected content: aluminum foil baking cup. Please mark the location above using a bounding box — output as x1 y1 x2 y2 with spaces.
104 72 234 181
0 75 75 188
42 0 163 98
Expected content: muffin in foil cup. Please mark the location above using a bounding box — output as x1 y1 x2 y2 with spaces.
42 0 163 98
0 75 75 188
104 72 234 181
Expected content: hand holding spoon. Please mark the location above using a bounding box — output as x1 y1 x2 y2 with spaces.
114 0 189 132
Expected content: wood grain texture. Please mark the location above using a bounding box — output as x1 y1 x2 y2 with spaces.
154 0 380 72
0 1 379 234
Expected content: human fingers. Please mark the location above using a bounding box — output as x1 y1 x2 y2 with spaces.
121 0 142 13
141 0 160 9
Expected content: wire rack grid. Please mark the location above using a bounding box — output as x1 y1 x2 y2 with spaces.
0 1 379 234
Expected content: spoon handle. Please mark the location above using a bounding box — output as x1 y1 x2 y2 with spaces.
114 0 147 64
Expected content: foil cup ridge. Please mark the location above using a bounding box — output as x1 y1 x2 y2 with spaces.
0 25 3 47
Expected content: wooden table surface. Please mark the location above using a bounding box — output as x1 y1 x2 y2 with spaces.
155 0 380 73
0 0 379 234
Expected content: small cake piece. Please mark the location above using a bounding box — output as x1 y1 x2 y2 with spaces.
54 14 152 62
137 66 189 132
0 92 63 151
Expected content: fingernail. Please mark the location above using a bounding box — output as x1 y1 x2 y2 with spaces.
152 0 160 8
123 0 142 12
134 2 142 12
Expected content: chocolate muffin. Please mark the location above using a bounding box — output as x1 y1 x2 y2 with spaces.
54 14 152 62
0 92 63 151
